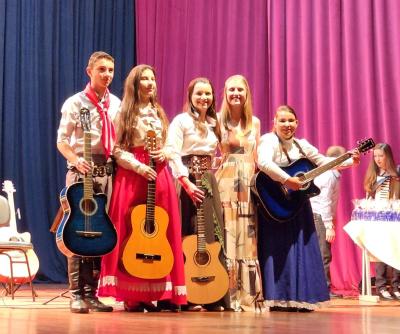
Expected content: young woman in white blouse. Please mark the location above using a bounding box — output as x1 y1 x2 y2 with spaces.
97 65 187 312
166 77 227 311
256 105 359 312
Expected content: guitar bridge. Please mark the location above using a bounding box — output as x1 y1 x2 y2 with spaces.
136 253 161 262
75 231 102 238
191 276 215 283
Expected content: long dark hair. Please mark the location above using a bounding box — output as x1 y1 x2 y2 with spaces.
364 142 398 194
118 64 169 149
183 77 221 142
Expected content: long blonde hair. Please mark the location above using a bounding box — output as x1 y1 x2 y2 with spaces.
219 75 253 135
118 64 169 149
183 77 221 142
363 143 398 194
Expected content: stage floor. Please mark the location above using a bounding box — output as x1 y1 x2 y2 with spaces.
1 284 400 334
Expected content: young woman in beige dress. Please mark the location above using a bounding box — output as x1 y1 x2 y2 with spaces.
215 75 263 311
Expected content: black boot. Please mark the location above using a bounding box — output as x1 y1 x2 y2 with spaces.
83 284 113 313
82 258 113 312
68 257 89 314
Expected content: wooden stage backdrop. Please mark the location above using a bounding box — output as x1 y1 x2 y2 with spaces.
1 284 400 334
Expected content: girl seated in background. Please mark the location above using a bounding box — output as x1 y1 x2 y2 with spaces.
364 143 400 300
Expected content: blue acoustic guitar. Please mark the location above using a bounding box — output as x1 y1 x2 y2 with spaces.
56 108 117 257
251 138 375 222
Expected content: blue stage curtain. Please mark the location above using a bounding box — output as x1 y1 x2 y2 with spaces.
0 0 135 282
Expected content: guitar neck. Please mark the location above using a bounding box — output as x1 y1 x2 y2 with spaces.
6 192 17 232
145 158 156 225
195 177 206 252
300 152 351 184
83 131 94 199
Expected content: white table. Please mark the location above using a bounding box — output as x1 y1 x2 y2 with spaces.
343 220 400 303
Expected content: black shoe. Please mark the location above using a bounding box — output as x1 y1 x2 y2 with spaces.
297 308 314 312
269 306 297 312
124 302 145 312
140 302 160 312
157 300 181 312
379 290 394 300
70 296 89 314
85 297 113 312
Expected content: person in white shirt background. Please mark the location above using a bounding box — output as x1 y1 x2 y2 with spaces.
310 146 346 299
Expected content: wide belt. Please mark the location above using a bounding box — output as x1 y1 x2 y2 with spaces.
69 161 114 177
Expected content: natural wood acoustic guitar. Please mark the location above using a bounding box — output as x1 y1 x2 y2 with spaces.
122 130 174 279
182 156 229 304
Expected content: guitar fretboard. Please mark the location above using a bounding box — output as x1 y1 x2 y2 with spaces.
299 153 351 184
145 158 156 233
83 132 94 200
195 177 206 252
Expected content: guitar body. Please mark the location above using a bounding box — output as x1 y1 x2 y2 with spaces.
252 139 376 222
56 182 117 257
0 180 40 283
122 204 174 279
182 235 229 304
252 158 320 222
0 228 40 283
0 227 32 243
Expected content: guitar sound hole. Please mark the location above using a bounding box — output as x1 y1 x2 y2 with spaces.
79 198 98 216
144 224 155 235
195 251 210 266
141 220 158 237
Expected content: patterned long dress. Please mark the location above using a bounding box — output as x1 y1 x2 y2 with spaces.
215 119 263 311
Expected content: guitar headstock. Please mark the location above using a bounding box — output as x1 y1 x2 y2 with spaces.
2 180 16 195
79 107 91 132
356 138 375 154
145 130 157 152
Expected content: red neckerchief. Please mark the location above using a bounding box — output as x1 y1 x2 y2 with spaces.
84 83 116 159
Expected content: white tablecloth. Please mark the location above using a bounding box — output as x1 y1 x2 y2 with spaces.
344 220 400 270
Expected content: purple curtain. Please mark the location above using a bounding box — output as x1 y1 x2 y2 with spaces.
136 0 400 295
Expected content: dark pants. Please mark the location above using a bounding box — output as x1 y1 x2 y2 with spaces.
68 257 101 298
375 262 400 292
313 213 332 288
